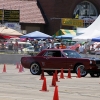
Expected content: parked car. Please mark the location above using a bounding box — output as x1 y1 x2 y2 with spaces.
21 49 100 77
22 46 34 54
6 41 32 50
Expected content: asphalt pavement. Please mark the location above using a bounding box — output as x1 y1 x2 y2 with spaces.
0 64 100 100
0 53 100 64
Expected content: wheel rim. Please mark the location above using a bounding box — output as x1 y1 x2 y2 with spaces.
31 63 39 74
76 65 86 76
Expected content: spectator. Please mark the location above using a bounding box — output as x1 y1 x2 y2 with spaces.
83 42 90 57
59 42 66 49
8 41 13 50
34 40 40 52
79 43 84 53
14 40 19 53
56 44 60 49
90 44 95 54
40 42 48 51
50 42 55 49
90 44 95 51
1 41 5 50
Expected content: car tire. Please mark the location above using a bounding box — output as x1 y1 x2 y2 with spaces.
90 73 100 77
30 62 41 75
75 64 87 77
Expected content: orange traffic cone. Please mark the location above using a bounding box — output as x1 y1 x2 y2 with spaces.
40 77 49 92
19 64 22 73
39 70 44 80
59 68 65 79
76 68 81 78
3 64 6 73
16 63 19 69
53 86 59 100
50 73 56 87
55 70 60 82
67 68 72 79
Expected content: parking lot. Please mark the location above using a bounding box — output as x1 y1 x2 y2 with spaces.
0 64 100 100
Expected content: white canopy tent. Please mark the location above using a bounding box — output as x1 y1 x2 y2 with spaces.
73 30 100 41
73 15 100 41
0 26 23 36
76 27 86 35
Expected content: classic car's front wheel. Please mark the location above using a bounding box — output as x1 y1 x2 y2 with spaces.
30 62 41 75
89 73 100 77
75 64 87 77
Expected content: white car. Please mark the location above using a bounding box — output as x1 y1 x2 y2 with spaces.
22 46 34 54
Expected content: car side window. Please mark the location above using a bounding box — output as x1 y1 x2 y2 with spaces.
52 51 61 57
44 51 62 57
44 51 54 57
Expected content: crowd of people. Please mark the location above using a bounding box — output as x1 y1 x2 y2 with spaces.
78 41 100 55
31 39 67 52
0 39 19 53
0 38 100 55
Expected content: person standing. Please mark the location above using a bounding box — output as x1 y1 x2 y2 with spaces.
79 43 84 54
59 42 66 49
8 41 13 51
50 42 55 49
14 40 19 53
56 44 60 49
40 42 48 51
34 40 40 52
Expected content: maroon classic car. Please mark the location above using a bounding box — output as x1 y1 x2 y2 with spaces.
21 49 100 77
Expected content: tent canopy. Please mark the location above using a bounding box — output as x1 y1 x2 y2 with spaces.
73 15 100 41
0 34 19 39
92 36 100 42
55 34 76 39
0 26 23 36
53 29 76 37
73 30 100 41
20 31 52 39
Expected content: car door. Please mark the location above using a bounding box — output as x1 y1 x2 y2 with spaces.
43 50 67 70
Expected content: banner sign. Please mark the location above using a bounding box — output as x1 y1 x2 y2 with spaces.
4 10 20 22
62 18 83 27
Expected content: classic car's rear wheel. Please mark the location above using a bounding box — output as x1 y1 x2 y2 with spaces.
75 64 87 77
89 73 100 77
30 62 41 75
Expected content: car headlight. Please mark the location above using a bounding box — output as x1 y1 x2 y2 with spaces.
90 60 92 64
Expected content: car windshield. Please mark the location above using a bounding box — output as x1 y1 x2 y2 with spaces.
63 50 81 58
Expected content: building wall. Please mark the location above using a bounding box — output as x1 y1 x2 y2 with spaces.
38 0 100 35
21 23 44 34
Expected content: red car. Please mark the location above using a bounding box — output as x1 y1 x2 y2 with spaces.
21 49 100 77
